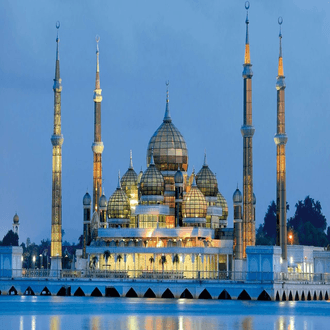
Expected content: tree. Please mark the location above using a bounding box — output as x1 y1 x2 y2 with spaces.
103 250 111 269
288 196 328 247
1 230 19 246
159 255 167 273
173 254 180 271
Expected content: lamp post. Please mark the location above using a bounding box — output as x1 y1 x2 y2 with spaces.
288 234 293 245
32 255 36 269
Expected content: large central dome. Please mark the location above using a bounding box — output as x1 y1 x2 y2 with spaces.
147 93 188 172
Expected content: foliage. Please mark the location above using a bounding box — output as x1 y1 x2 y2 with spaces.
1 230 19 246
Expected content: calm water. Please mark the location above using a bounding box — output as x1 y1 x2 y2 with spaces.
0 296 329 330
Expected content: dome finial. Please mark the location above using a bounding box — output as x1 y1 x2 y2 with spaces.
150 148 155 165
56 21 60 61
244 2 251 64
278 17 284 77
117 170 121 189
203 149 207 166
163 81 172 122
53 21 62 91
129 150 134 169
95 35 101 90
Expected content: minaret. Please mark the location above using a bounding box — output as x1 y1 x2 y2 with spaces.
240 2 255 257
51 22 64 271
92 36 104 213
83 192 92 259
274 17 288 263
233 187 243 261
13 213 20 237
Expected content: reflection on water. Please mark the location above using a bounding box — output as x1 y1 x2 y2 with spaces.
0 297 329 330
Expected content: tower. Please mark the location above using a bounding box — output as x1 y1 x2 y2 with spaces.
13 213 19 237
174 167 184 227
233 188 243 261
274 17 288 262
92 36 104 213
240 2 255 257
51 22 64 271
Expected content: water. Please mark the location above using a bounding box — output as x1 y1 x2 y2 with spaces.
0 296 329 330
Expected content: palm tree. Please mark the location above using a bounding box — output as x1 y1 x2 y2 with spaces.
173 254 180 272
91 256 98 270
159 255 167 273
103 250 111 270
117 254 123 271
149 256 155 272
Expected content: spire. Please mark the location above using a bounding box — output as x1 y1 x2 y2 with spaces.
117 171 121 189
150 148 155 166
93 35 102 102
244 2 251 64
203 150 207 167
163 81 172 122
192 174 197 187
278 17 284 77
53 21 62 91
129 150 133 169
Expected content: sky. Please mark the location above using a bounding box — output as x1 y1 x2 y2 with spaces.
0 0 329 245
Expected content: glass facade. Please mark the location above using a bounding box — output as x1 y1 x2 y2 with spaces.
196 166 218 197
138 214 166 228
182 187 207 219
140 165 164 196
107 188 130 219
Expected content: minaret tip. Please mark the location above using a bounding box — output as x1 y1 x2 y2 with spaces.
117 171 121 189
150 148 155 166
163 81 172 122
244 1 251 64
129 150 133 169
203 149 207 166
278 17 284 77
56 21 60 61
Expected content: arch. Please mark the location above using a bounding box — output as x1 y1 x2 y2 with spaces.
319 292 323 301
9 286 17 295
275 292 280 301
180 289 193 299
301 292 306 301
91 287 102 297
295 292 299 301
161 288 174 299
307 291 311 301
218 290 231 300
105 287 120 297
289 291 293 301
74 287 85 297
257 290 271 301
282 291 287 301
126 288 138 298
238 290 251 301
0 290 1 295
198 289 212 299
313 292 317 301
144 288 156 298
57 286 71 296
325 291 329 300
40 287 51 296
24 286 35 296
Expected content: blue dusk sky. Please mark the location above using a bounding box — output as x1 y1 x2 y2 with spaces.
0 0 329 245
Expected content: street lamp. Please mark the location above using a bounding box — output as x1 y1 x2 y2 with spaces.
32 255 36 269
288 233 293 245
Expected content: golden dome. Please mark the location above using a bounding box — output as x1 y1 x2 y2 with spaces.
121 151 138 198
182 178 207 219
216 191 228 220
140 153 165 196
147 92 188 172
196 154 218 197
107 177 130 219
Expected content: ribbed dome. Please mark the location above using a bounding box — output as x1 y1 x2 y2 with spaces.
13 213 19 224
216 191 228 220
107 187 130 219
146 94 188 172
83 192 92 206
99 194 107 208
174 168 184 184
196 155 218 197
182 178 207 219
121 151 138 195
233 188 242 203
140 153 164 196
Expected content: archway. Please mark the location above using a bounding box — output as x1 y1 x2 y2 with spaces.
57 286 71 296
301 292 306 301
144 288 156 298
91 287 102 297
105 287 120 297
9 286 17 295
257 290 271 301
282 291 287 301
40 287 51 296
219 290 231 300
307 291 311 301
276 292 280 301
180 289 193 299
74 287 85 296
199 289 212 299
161 288 174 299
24 287 35 296
325 291 329 300
289 291 293 301
126 288 138 298
238 290 251 300
319 292 323 301
295 292 299 301
313 292 317 301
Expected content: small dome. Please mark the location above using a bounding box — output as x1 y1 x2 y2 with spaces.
121 151 138 194
182 178 207 219
13 213 19 224
174 168 184 184
140 153 164 196
107 179 130 219
83 192 92 206
233 188 242 203
99 194 107 208
253 193 256 205
216 191 228 220
146 90 188 172
196 154 218 197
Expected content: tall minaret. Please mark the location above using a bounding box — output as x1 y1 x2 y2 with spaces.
51 22 64 271
92 36 104 213
274 17 288 262
240 2 255 258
